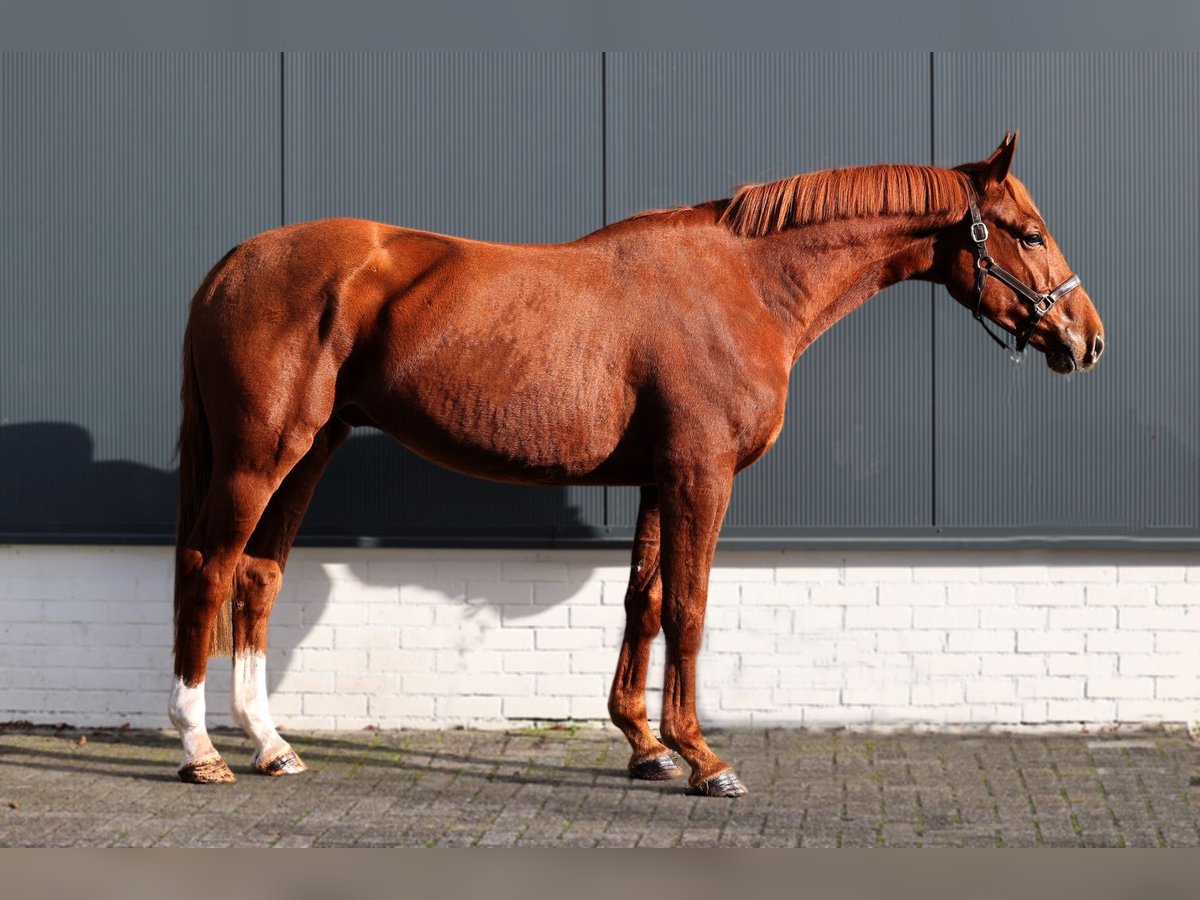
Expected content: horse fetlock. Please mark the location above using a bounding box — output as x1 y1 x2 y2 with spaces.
658 722 688 756
660 723 732 785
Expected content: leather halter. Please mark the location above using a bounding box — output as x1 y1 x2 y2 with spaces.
966 195 1082 354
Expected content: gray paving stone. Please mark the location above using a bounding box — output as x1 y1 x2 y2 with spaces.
4 727 1200 846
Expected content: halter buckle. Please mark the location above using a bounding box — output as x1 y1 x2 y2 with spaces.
969 221 989 244
1031 295 1055 317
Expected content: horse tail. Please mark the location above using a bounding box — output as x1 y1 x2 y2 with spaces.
173 248 236 660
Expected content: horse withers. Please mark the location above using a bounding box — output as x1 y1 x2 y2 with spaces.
169 133 1104 795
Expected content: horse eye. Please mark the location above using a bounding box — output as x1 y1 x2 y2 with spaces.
1023 232 1044 247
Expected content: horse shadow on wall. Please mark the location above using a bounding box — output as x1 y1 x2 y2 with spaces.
0 422 613 698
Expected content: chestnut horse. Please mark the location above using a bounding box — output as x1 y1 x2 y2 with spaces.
170 134 1104 796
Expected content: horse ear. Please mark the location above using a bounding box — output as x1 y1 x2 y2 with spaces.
978 131 1018 190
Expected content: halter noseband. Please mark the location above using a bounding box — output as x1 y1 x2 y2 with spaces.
965 194 1082 354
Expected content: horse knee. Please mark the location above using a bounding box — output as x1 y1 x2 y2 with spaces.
631 603 662 641
624 575 663 641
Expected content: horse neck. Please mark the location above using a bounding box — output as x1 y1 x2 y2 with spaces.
739 213 946 362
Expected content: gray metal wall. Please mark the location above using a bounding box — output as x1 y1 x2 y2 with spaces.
1 53 1194 546
932 54 1200 541
1 54 280 537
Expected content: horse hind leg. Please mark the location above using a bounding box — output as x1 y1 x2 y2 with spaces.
229 419 349 776
172 411 326 784
608 486 683 781
172 465 284 783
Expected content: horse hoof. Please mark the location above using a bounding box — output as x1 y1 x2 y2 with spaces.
255 748 307 777
688 770 747 798
628 753 683 781
178 754 236 784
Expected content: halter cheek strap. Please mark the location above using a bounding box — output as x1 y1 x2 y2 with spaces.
966 195 1082 354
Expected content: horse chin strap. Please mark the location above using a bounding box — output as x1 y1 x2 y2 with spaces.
966 194 1082 356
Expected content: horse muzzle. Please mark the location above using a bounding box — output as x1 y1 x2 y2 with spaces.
1045 331 1104 375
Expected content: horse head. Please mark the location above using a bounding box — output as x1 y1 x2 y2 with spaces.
938 132 1106 374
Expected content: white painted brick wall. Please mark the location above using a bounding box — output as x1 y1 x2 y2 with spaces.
1 545 1198 731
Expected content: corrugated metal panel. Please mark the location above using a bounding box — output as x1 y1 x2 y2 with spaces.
933 53 1200 535
284 52 606 538
0 53 280 537
605 53 933 533
5 52 1195 547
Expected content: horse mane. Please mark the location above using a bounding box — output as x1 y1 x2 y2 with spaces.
719 164 971 237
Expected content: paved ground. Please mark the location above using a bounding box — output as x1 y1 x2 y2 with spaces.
3 725 1200 847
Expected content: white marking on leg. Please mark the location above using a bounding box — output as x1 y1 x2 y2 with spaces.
169 677 217 767
231 652 288 765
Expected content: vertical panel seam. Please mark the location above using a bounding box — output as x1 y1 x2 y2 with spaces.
601 51 609 530
929 51 938 532
280 52 286 227
601 51 608 229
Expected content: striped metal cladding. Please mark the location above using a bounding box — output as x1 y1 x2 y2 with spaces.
284 53 603 241
283 53 607 537
933 53 1200 535
2 52 1196 546
605 53 934 532
0 53 280 536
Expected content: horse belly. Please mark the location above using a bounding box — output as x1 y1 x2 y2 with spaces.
365 365 636 485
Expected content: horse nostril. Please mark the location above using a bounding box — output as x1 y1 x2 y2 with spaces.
1091 335 1105 361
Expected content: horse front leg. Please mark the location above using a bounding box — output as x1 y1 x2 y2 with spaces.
656 461 746 797
608 486 683 781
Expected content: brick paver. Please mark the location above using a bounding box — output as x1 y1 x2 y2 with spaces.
2 726 1199 847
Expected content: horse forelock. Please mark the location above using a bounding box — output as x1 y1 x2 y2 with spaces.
718 164 972 238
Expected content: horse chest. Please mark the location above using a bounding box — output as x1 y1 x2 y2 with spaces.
731 383 789 469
